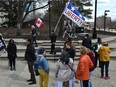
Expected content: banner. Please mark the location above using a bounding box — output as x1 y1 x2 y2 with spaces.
35 17 44 29
63 2 85 27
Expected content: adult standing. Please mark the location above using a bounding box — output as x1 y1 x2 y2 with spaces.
98 42 111 79
82 34 92 49
50 31 57 54
7 39 17 71
65 41 75 61
87 47 96 87
25 38 36 85
31 25 38 47
55 51 75 87
37 47 49 87
76 46 93 87
92 37 102 67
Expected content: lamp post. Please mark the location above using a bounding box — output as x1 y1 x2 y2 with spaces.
92 0 97 39
104 10 110 31
48 0 51 37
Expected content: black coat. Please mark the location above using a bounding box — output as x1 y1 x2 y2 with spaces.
82 37 92 49
66 48 75 59
50 33 57 43
7 43 17 59
25 44 36 61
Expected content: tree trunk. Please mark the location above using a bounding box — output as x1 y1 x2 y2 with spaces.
17 1 23 36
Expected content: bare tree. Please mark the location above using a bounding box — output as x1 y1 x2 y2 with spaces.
0 0 48 35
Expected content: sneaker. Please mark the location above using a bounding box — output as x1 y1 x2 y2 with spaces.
100 76 104 78
105 76 110 80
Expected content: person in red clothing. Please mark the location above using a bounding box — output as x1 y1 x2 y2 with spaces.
87 47 96 87
76 46 93 87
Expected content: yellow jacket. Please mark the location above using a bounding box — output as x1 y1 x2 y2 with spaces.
98 46 111 62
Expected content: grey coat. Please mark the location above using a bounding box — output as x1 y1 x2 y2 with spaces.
55 58 75 81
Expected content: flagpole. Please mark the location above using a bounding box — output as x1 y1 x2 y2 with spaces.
54 2 69 32
54 13 64 32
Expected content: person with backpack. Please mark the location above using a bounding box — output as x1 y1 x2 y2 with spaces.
92 37 102 68
55 51 75 87
87 47 96 87
76 46 93 87
37 47 49 87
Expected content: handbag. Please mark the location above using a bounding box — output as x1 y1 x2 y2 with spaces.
35 69 39 76
34 56 41 76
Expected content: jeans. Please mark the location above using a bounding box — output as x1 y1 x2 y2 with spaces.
101 61 109 77
88 71 93 87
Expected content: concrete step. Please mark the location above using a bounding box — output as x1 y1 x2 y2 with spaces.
0 52 80 60
0 51 116 60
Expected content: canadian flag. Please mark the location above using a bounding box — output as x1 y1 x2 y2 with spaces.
35 17 44 29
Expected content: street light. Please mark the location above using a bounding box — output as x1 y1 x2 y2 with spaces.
48 0 51 37
104 10 110 31
92 0 97 39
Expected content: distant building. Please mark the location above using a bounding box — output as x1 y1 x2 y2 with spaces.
96 16 111 29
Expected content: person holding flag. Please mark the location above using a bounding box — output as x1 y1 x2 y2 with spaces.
35 17 44 29
31 25 38 47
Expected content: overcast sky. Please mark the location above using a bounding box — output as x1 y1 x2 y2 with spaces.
87 0 116 22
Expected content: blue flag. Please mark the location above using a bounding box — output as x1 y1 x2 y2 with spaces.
63 2 85 27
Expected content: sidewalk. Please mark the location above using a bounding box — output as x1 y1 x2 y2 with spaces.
0 60 116 87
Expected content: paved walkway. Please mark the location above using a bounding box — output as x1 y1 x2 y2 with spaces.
0 60 116 87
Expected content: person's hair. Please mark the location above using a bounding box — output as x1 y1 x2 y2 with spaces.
60 51 70 64
97 37 101 43
80 46 87 55
27 38 32 44
8 39 14 44
31 25 35 29
85 34 89 37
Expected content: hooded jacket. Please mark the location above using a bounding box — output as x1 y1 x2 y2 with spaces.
38 55 49 73
98 46 111 62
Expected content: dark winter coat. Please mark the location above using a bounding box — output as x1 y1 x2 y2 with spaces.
82 37 92 49
66 48 75 59
25 43 36 61
32 28 37 37
7 43 17 59
50 33 57 43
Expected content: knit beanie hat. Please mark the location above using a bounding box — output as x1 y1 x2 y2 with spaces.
38 47 45 54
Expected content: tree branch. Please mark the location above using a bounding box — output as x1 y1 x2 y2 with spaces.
22 3 48 21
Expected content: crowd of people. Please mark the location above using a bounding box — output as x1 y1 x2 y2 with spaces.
0 28 111 87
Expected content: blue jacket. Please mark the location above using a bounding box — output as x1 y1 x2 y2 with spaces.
38 55 49 73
